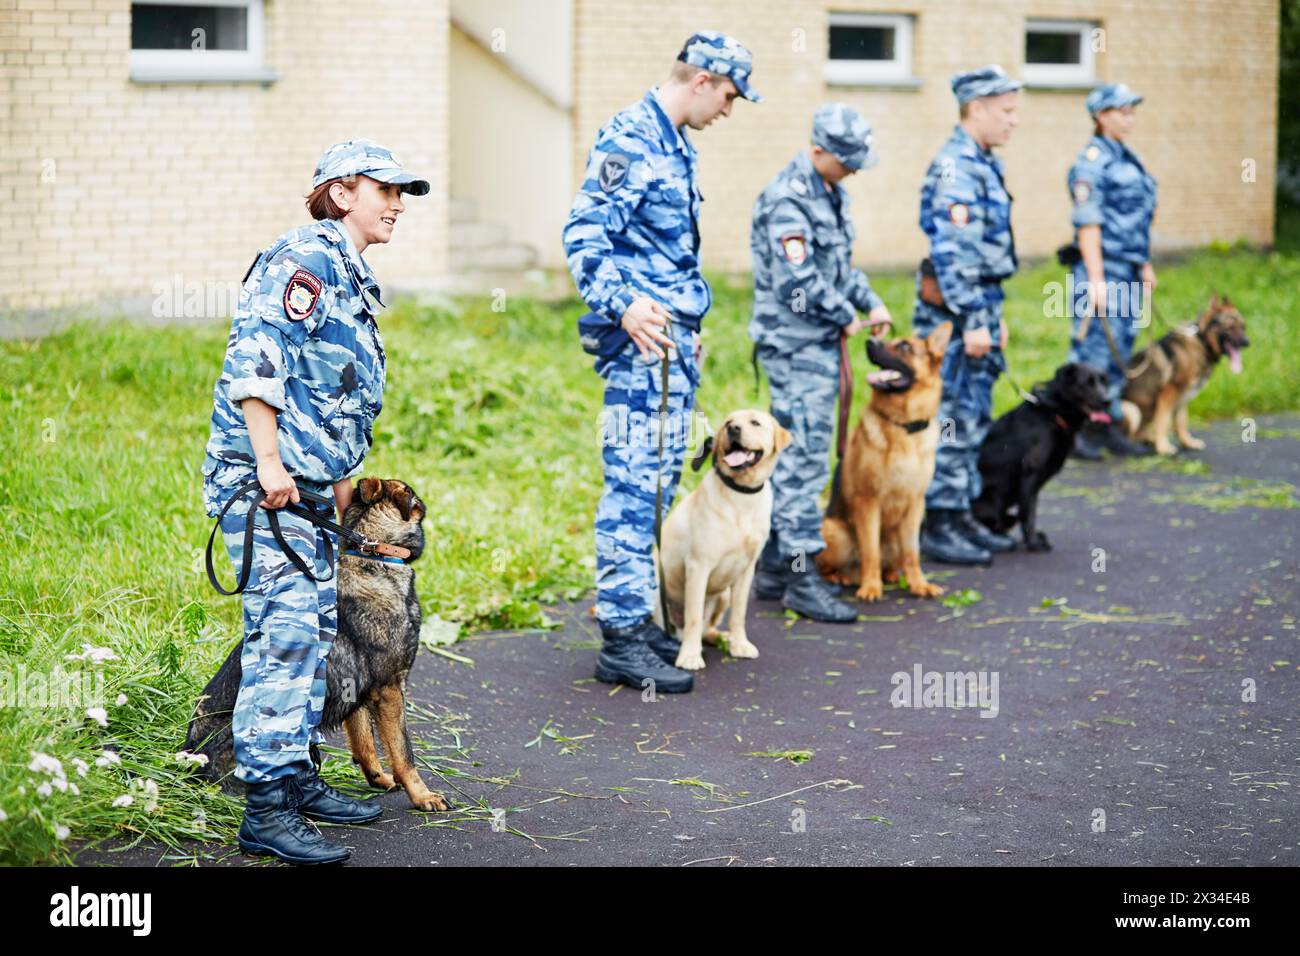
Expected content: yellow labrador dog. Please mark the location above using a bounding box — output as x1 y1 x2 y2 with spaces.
654 410 791 671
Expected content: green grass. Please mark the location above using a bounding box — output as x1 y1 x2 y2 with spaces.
2 230 1299 864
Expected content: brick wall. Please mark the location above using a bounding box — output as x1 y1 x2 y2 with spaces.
571 0 1279 275
1 0 448 315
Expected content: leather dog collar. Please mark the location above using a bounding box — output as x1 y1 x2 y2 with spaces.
877 413 931 434
344 549 408 565
714 465 765 495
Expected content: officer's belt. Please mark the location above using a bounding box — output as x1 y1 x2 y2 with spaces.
205 479 411 596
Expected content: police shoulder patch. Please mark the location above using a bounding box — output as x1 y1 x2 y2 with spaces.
780 233 808 265
790 177 807 196
1073 180 1092 205
283 268 323 322
1085 145 1101 162
598 153 631 193
949 203 970 228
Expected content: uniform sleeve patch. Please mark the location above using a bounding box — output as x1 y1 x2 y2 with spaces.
780 233 808 265
1085 145 1101 162
1072 180 1092 205
948 203 970 228
598 153 631 193
283 269 323 322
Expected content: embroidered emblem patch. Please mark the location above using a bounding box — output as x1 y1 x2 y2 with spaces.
949 203 970 228
781 233 808 265
598 153 630 193
790 178 808 196
1073 180 1092 204
1085 145 1101 162
283 269 323 322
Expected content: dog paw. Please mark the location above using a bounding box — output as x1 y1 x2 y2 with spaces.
410 790 449 812
909 580 945 599
1181 437 1206 451
675 649 706 670
728 639 759 660
882 569 900 584
1155 443 1177 457
1026 532 1052 552
367 772 396 790
855 580 884 602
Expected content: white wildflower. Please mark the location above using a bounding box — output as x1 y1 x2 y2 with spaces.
85 707 108 728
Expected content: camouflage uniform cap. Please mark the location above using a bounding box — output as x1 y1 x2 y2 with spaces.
312 139 430 196
1085 82 1143 116
677 30 762 102
950 64 1022 105
812 103 878 171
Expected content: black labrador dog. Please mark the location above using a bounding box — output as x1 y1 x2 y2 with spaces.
974 363 1111 551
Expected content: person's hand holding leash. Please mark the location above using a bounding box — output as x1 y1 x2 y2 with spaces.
963 325 993 358
256 457 299 509
621 296 675 361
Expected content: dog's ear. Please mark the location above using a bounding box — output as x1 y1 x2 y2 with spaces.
386 480 415 521
357 477 385 504
691 436 714 472
774 423 793 453
928 321 953 360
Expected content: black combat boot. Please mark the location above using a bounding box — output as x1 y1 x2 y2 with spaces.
1096 422 1151 457
595 616 693 693
238 776 350 865
954 510 1016 553
782 556 858 623
1071 426 1104 460
640 615 683 667
920 509 992 566
292 767 383 824
753 534 787 600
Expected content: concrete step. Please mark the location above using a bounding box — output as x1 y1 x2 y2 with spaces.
449 197 478 224
449 243 539 272
449 220 510 250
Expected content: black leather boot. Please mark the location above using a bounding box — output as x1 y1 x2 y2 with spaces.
1071 427 1104 460
753 534 787 600
954 510 1016 553
238 776 350 865
640 615 683 667
293 767 383 824
595 617 693 693
782 557 858 623
920 509 992 566
1096 422 1152 457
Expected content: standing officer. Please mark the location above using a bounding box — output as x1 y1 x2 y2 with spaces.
563 32 761 693
202 140 429 864
750 104 892 621
913 66 1022 566
1066 83 1156 459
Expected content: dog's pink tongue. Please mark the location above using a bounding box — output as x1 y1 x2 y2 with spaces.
1089 411 1112 423
723 449 750 467
1227 344 1242 374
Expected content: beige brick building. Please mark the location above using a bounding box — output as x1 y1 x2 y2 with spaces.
1 0 1279 319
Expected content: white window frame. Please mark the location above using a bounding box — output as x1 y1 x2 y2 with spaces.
1022 19 1098 87
130 0 271 83
824 12 915 86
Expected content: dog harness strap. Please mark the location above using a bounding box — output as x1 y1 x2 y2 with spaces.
713 466 765 495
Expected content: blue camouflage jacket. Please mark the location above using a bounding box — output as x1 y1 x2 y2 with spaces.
917 125 1017 333
563 87 710 331
749 149 884 351
201 218 386 513
1068 134 1157 265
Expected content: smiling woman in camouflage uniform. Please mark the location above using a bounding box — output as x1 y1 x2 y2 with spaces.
199 139 428 864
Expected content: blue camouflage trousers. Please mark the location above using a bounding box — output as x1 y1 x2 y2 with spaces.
595 337 699 629
913 299 1005 512
759 341 839 559
210 469 338 784
1067 259 1144 421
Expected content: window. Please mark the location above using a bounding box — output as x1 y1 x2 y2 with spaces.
1023 19 1098 87
130 0 274 84
825 12 916 86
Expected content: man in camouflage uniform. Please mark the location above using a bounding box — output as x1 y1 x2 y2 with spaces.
749 104 892 621
563 32 760 693
1066 82 1157 459
912 67 1022 566
202 140 428 863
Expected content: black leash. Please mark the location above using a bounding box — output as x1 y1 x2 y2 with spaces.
653 334 676 637
205 479 409 596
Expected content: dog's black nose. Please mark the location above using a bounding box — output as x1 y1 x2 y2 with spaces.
727 423 741 440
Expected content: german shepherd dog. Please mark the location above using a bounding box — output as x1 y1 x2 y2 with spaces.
1120 294 1249 456
185 478 450 812
816 322 952 601
974 362 1112 551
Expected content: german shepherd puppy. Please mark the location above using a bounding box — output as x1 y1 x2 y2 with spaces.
1120 294 1249 456
185 477 450 812
974 362 1112 551
816 322 952 601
